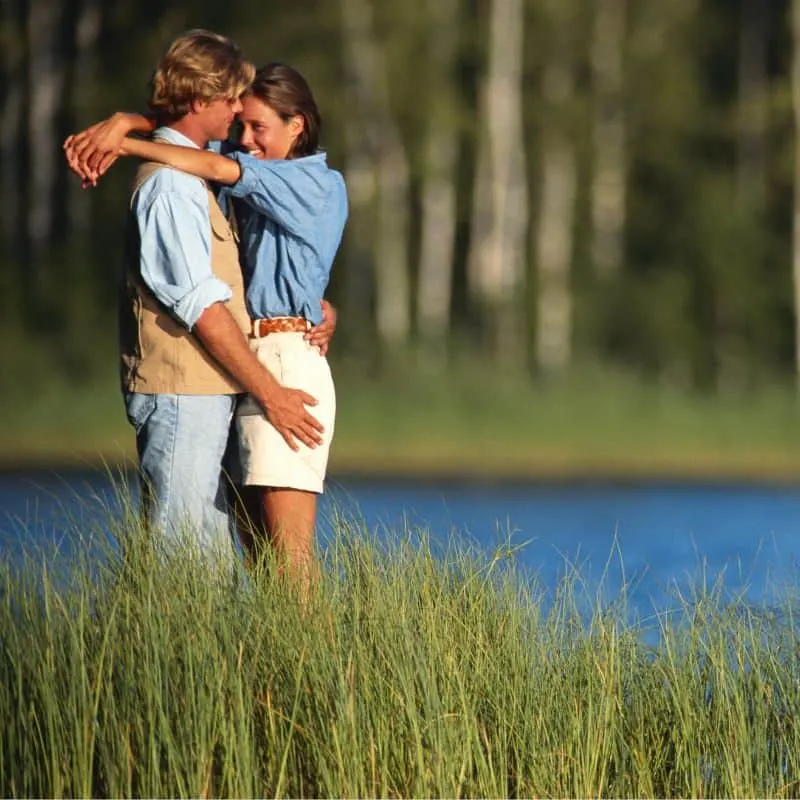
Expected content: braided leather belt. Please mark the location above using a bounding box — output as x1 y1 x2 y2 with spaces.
250 317 311 337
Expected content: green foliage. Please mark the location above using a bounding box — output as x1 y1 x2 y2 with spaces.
2 0 799 410
2 508 800 797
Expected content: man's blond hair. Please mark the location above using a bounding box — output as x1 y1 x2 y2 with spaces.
148 29 255 121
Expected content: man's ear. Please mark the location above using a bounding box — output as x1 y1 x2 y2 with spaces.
190 98 207 115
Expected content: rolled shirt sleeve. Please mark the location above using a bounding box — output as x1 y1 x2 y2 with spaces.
132 168 232 330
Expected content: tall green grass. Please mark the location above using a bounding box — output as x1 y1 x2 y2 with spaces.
2 508 800 797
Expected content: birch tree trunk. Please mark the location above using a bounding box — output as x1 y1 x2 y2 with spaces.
341 0 411 348
791 0 800 383
467 0 528 358
534 45 577 374
590 0 626 280
416 0 459 354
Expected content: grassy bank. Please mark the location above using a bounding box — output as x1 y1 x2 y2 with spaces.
2 511 799 797
4 362 800 480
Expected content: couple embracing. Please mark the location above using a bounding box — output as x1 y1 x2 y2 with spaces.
65 30 348 586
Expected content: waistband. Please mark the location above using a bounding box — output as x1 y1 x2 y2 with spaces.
250 316 311 337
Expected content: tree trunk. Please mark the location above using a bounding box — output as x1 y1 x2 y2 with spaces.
67 0 101 235
341 0 411 348
712 0 768 393
467 0 528 358
535 51 577 374
340 121 377 347
737 0 767 216
26 0 63 251
590 0 627 280
25 0 65 320
0 0 25 323
791 0 800 383
416 0 458 355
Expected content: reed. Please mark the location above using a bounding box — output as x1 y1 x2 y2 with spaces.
1 503 799 797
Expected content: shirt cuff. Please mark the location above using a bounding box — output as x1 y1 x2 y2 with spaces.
228 153 260 199
172 275 233 329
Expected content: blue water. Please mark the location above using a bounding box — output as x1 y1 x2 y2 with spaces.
2 470 800 624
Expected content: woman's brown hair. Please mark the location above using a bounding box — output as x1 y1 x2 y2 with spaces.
248 63 321 158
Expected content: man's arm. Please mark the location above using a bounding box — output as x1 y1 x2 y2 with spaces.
134 169 323 451
194 303 323 450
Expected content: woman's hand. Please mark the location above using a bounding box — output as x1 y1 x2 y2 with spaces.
63 112 150 186
305 299 338 355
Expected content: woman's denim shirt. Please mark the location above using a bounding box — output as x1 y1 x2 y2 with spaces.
216 150 348 325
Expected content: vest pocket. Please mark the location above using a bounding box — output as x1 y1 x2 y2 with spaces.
209 212 234 242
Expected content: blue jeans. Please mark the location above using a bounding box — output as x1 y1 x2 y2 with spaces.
124 392 237 564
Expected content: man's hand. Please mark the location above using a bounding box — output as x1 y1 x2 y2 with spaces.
193 303 325 452
260 384 324 451
305 299 338 355
63 112 140 186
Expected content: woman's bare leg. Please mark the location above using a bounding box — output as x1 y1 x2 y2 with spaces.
260 487 318 590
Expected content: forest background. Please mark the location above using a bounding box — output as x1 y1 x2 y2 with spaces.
2 0 800 479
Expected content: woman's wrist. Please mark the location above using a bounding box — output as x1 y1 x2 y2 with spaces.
113 111 154 137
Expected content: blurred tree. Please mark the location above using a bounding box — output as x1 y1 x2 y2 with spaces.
25 0 66 316
0 0 798 395
467 0 528 361
590 0 627 282
533 1 578 374
415 0 460 359
341 0 411 350
792 0 800 381
738 0 768 216
0 1 24 328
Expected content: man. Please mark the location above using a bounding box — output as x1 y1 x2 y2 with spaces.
66 30 329 565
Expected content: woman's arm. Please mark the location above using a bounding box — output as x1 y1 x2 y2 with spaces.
64 112 155 184
120 137 242 185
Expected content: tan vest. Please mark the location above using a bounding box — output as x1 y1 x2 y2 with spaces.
119 162 250 394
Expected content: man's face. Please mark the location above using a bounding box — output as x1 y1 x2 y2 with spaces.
199 95 243 142
238 95 301 160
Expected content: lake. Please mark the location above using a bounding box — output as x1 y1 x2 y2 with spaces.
2 469 799 625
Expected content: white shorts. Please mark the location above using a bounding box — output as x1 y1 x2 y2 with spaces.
236 332 336 493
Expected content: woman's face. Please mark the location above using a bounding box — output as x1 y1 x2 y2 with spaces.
238 95 302 160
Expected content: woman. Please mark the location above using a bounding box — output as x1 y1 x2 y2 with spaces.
69 64 347 587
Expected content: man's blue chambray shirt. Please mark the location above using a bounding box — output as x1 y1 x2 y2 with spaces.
131 127 232 330
217 151 348 326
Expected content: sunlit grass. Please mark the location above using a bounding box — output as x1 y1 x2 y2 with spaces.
2 497 800 797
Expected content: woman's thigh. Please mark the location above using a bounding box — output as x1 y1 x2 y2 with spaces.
236 333 335 493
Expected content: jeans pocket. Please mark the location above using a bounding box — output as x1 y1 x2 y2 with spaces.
124 392 157 432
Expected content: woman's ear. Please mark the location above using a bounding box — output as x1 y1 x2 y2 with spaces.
290 114 305 138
